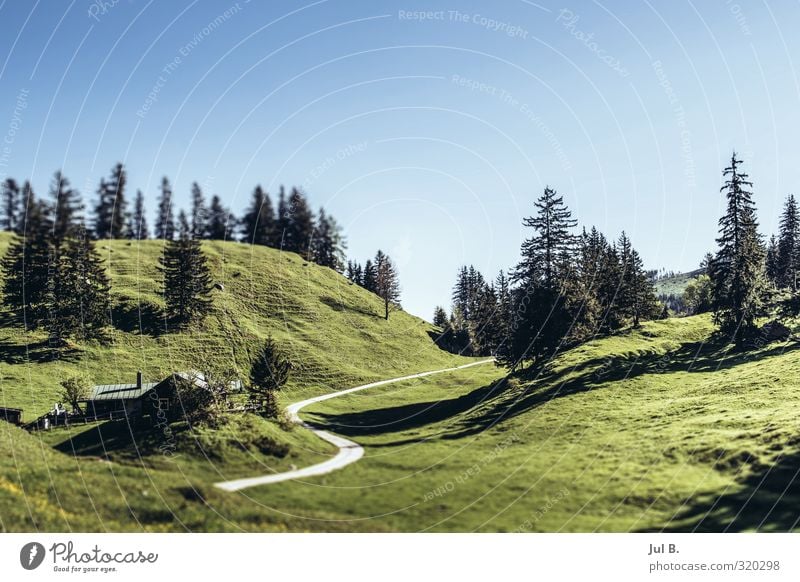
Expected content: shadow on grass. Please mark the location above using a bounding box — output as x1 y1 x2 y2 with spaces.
654 449 800 532
319 295 379 318
0 338 82 364
54 419 184 460
111 300 167 336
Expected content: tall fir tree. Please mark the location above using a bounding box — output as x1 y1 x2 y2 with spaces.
283 188 315 258
709 152 764 340
765 234 780 286
1 178 20 231
190 182 207 239
206 195 232 240
155 176 175 240
276 186 289 248
362 259 377 292
50 171 83 244
777 193 800 289
373 250 400 319
159 211 214 326
311 208 346 272
128 189 149 240
240 186 275 245
94 163 127 239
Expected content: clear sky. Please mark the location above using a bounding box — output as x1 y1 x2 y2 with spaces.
1 1 799 319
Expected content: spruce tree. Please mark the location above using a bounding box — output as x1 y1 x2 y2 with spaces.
45 225 110 342
284 188 315 258
374 250 400 319
50 171 83 243
777 194 800 289
362 259 376 292
240 186 275 245
206 195 232 240
1 178 20 231
276 186 289 248
709 152 764 340
94 163 127 239
128 189 149 240
155 176 175 240
190 182 207 239
159 212 214 326
765 234 780 286
2 185 53 326
432 306 449 328
311 208 346 271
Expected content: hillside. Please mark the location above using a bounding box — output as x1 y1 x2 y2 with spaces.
654 268 704 297
0 231 470 418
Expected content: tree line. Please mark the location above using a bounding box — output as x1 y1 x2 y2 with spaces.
432 187 660 366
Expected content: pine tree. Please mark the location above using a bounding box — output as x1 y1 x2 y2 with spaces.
283 188 315 258
311 208 346 271
159 212 214 326
50 171 83 243
94 163 127 239
240 186 275 245
190 182 207 239
155 176 175 240
617 232 658 327
128 190 149 240
432 306 449 328
247 336 292 417
709 152 764 340
1 178 20 231
1 185 53 326
373 250 400 319
206 195 232 240
765 234 780 286
45 225 110 342
346 260 362 285
362 259 376 292
777 194 800 290
276 186 289 248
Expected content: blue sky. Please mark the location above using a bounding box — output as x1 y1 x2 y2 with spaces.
1 1 799 319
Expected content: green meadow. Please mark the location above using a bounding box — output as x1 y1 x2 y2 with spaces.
1 232 799 531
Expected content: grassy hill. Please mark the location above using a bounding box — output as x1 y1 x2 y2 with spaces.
654 268 704 297
0 231 470 417
2 231 800 532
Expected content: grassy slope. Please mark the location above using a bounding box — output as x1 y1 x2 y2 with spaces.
654 268 704 297
270 315 800 532
0 231 473 531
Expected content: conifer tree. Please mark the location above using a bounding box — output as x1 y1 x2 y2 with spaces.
1 185 53 326
155 176 175 240
50 171 83 244
247 336 292 417
240 186 275 245
284 188 315 258
276 186 288 248
311 208 346 271
1 178 20 231
45 225 110 342
346 260 363 285
374 250 400 319
709 152 764 340
159 212 214 326
777 194 800 290
94 163 127 239
190 182 207 239
206 195 232 240
362 259 376 292
432 305 449 328
128 189 148 240
765 234 780 286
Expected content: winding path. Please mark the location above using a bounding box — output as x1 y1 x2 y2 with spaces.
214 359 495 492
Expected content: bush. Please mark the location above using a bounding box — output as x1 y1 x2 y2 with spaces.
60 375 91 413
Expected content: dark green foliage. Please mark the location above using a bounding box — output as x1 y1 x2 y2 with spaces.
44 225 111 342
362 259 376 292
240 186 276 245
206 195 232 240
374 249 401 319
248 336 291 417
617 232 660 327
50 171 83 243
776 194 799 289
709 152 764 341
173 375 216 424
1 178 20 231
311 207 346 272
128 190 148 240
432 305 448 328
765 234 779 286
159 212 214 326
1 186 53 326
155 176 175 240
283 188 315 258
94 163 127 239
346 260 363 286
190 182 207 239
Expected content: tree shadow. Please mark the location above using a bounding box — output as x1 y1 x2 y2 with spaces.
53 419 184 459
0 338 82 364
111 300 167 336
653 449 800 532
319 295 379 318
